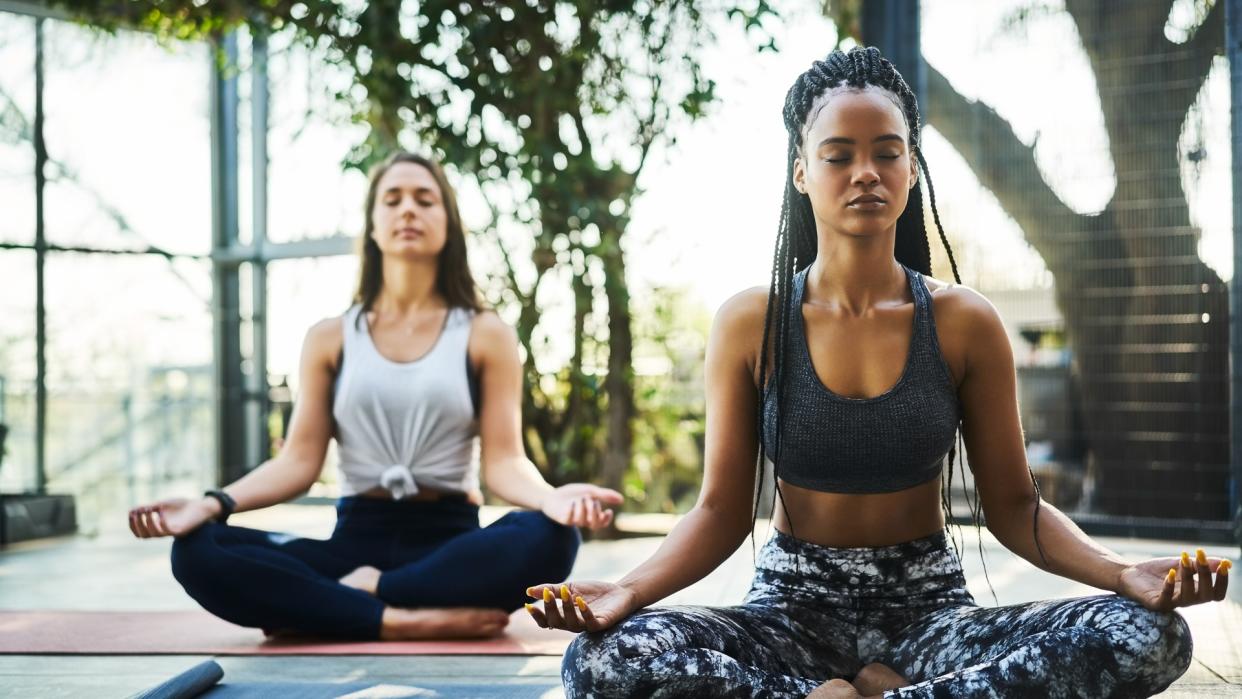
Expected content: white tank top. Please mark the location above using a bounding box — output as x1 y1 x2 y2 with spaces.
332 304 480 499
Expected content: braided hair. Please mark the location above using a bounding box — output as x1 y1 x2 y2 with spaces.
755 46 1049 587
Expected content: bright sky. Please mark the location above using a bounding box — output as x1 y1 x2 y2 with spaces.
0 0 1233 386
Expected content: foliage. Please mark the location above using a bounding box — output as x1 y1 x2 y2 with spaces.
49 0 778 509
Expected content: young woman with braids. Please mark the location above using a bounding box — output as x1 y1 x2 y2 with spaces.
525 47 1229 698
128 152 622 641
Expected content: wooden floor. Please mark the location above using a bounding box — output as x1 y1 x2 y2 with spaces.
1 504 1238 697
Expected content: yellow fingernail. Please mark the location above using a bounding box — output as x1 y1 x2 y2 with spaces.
524 603 536 614
560 584 571 602
1220 560 1232 574
1166 568 1177 583
526 587 535 598
1197 549 1208 566
543 588 554 603
575 596 587 611
1181 552 1192 568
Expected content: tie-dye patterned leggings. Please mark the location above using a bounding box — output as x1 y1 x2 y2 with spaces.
563 529 1192 698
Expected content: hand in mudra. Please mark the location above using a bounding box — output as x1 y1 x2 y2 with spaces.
524 581 639 633
128 498 216 538
541 484 623 530
1117 548 1230 612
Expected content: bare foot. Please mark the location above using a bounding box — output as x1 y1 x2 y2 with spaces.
806 679 867 699
339 566 382 596
852 662 909 695
261 627 331 642
380 607 510 640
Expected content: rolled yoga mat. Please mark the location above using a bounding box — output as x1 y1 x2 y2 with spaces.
129 660 562 698
129 660 224 699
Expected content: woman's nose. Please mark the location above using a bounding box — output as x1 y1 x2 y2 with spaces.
851 165 880 187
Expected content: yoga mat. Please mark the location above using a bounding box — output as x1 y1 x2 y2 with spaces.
131 660 224 699
128 659 561 698
0 609 575 655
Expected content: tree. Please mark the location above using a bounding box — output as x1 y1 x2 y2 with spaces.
53 0 777 513
838 0 1229 518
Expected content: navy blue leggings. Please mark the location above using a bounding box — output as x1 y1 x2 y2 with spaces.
170 496 580 639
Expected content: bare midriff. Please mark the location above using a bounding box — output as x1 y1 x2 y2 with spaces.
772 475 945 547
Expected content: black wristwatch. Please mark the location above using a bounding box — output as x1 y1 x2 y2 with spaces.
203 489 237 524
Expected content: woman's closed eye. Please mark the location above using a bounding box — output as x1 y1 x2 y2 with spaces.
823 154 902 164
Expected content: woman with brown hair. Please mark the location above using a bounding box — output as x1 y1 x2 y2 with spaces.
128 152 622 641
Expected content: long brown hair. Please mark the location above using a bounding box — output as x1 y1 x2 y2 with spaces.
354 152 482 313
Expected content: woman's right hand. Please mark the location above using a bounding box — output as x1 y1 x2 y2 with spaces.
128 498 218 539
524 580 639 633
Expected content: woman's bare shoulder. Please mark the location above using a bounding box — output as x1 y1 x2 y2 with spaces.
714 286 770 338
923 276 1006 338
303 315 346 367
469 308 516 341
710 287 773 376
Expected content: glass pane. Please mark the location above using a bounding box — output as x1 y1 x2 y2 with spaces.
266 255 359 495
42 253 215 533
265 30 369 244
0 13 35 246
0 250 36 492
266 255 359 380
42 20 211 257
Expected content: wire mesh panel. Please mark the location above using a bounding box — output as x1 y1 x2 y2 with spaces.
921 0 1231 525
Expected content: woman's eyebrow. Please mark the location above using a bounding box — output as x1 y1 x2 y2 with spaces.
817 134 905 147
382 185 438 196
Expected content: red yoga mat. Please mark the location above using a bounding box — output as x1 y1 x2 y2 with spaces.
0 609 576 655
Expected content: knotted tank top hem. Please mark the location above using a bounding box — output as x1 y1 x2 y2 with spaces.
332 304 481 500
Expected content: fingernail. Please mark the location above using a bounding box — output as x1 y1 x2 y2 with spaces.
1197 549 1209 566
543 588 554 603
560 584 571 601
1220 560 1232 573
526 587 536 598
524 603 536 614
575 596 587 611
1181 552 1192 568
1166 568 1177 583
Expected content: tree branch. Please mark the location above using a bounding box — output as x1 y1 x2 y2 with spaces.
1175 0 1225 117
923 61 1078 255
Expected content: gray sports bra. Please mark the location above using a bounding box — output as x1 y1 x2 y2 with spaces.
761 264 960 493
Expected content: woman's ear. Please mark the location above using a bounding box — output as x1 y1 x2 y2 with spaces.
908 157 919 190
793 156 807 194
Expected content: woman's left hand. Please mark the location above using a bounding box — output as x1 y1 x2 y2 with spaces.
541 484 624 530
1116 549 1231 612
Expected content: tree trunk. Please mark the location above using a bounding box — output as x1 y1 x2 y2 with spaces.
599 225 634 509
924 0 1229 517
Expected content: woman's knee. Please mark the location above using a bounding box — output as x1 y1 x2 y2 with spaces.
169 523 222 589
562 623 646 699
504 511 581 574
562 610 708 697
1134 608 1193 687
1098 597 1193 690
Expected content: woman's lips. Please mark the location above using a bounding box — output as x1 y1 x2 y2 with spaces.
847 200 886 211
